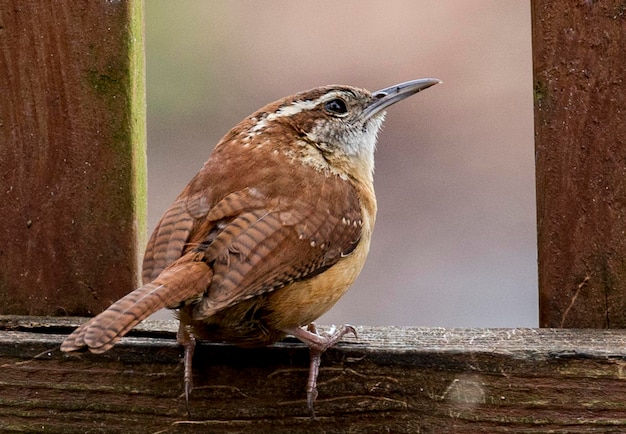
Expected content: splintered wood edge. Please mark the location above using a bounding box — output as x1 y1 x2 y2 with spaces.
2 315 626 360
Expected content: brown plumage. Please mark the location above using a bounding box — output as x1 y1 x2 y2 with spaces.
61 78 440 417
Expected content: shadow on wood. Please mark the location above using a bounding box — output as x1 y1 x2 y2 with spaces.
2 316 626 433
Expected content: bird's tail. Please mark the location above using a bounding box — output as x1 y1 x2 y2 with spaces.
61 260 212 354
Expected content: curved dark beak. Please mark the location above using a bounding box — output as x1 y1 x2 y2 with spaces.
363 78 441 120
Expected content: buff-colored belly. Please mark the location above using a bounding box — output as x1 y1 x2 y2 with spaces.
265 225 372 330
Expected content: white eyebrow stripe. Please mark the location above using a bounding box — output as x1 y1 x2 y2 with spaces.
248 91 345 134
272 99 319 117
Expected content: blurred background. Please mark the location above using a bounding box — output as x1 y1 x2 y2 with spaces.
145 1 536 327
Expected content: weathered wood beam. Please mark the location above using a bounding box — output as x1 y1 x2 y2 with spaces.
2 317 626 433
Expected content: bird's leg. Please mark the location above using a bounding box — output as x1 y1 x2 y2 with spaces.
176 323 196 416
284 323 357 418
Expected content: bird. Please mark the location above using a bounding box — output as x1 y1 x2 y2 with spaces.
61 77 440 417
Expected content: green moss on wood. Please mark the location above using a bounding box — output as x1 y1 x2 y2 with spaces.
533 80 547 105
129 0 148 258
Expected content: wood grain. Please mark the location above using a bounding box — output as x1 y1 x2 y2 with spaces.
533 0 626 327
0 0 146 316
3 316 626 433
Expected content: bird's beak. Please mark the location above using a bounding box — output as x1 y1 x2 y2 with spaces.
363 78 441 120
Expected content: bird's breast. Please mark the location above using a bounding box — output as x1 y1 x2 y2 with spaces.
263 197 376 331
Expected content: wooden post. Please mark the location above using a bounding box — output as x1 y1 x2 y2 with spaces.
0 1 146 316
533 0 626 327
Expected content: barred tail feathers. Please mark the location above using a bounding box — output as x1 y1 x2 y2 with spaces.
61 261 212 354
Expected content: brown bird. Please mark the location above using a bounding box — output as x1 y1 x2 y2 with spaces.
61 78 440 416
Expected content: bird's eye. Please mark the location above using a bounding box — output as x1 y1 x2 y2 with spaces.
324 98 348 115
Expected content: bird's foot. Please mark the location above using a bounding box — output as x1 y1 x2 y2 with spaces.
284 323 357 418
177 323 196 417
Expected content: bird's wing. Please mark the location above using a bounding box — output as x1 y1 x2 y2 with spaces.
192 173 364 319
142 188 211 283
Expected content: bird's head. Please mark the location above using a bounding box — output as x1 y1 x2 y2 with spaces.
216 78 440 190
243 78 440 183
